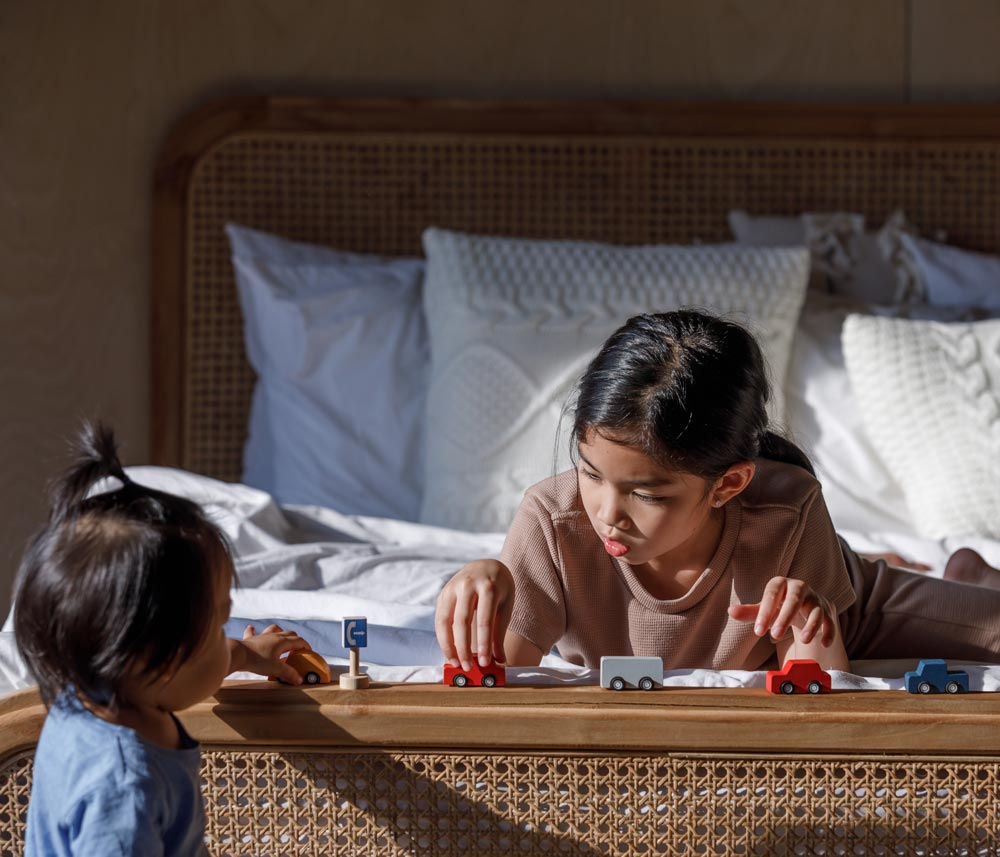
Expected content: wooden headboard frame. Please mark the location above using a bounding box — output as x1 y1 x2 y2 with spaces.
152 98 1000 478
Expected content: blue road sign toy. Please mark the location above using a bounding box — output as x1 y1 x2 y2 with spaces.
904 659 969 694
342 616 368 649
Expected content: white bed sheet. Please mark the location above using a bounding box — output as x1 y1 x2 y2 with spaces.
4 466 1000 698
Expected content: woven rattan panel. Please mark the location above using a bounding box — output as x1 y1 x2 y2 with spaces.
185 133 1000 481
5 745 1000 855
0 752 29 856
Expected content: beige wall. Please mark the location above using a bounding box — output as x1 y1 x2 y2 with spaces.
1 0 998 619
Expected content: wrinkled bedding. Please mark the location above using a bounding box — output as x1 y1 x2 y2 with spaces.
4 466 1000 696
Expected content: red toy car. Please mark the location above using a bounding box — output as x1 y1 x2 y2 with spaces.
443 658 506 687
766 659 831 695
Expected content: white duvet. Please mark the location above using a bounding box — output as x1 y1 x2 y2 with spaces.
4 466 1000 697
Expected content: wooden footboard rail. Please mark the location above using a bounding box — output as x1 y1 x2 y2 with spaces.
3 682 1000 854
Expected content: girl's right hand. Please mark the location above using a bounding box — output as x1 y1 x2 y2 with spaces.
435 559 515 671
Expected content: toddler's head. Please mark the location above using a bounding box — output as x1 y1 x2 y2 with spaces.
14 422 236 712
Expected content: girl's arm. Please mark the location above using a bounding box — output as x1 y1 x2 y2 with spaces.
775 615 850 672
729 576 850 672
503 630 544 667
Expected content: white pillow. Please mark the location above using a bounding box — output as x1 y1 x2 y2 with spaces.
843 314 1000 539
729 209 913 303
420 228 810 532
898 233 1000 311
784 294 915 535
226 223 428 520
783 294 984 536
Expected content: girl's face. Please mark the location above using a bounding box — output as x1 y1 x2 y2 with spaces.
139 560 234 713
577 431 722 571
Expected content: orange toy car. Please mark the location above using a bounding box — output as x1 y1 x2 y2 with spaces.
443 658 506 687
766 659 831 695
274 650 332 685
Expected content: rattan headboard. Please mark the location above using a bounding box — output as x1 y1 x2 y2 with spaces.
152 97 1000 480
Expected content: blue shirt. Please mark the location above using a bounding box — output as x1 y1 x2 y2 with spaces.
25 695 208 857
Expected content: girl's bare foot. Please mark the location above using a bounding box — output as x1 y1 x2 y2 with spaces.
943 548 1000 590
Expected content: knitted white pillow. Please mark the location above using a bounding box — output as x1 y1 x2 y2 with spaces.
843 314 1000 538
420 228 810 532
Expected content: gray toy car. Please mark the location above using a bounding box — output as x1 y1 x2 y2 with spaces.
600 656 664 691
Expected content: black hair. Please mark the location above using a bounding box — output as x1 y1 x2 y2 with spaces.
572 310 814 479
13 421 236 710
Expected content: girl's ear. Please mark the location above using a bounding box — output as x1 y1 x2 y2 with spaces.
709 461 756 508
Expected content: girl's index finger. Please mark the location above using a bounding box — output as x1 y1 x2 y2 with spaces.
451 594 474 672
475 582 497 667
434 590 460 667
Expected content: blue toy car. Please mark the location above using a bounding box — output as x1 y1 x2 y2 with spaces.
904 659 970 695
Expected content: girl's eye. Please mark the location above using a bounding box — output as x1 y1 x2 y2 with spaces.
580 468 600 481
633 492 665 504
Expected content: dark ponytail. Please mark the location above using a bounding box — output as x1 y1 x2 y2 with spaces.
49 421 132 523
758 430 814 477
572 310 814 478
14 421 234 709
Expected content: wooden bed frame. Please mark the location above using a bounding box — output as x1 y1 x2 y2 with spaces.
6 98 1000 854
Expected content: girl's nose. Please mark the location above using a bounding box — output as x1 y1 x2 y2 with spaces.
599 494 631 530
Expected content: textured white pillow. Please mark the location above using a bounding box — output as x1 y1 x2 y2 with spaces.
843 314 1000 538
420 228 810 532
227 223 428 521
784 294 985 536
784 294 915 535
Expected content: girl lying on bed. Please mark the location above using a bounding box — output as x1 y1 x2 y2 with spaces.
435 310 1000 674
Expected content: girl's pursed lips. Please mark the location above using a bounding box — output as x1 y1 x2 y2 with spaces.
603 535 630 557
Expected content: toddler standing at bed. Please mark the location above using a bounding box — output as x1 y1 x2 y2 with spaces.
14 423 312 856
435 310 1000 673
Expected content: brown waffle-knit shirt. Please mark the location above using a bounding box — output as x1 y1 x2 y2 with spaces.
499 459 857 670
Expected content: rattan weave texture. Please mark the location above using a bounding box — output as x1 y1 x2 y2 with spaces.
4 747 1000 855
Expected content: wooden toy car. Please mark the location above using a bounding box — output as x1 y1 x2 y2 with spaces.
904 659 969 694
443 658 506 687
766 659 832 695
279 650 333 685
600 656 664 691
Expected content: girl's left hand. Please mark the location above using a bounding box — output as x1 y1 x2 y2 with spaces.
233 623 312 684
727 577 837 647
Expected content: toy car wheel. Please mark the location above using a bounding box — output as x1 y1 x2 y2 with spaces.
918 681 932 694
780 681 795 695
482 675 497 687
610 677 626 691
304 671 320 685
638 677 655 691
807 681 821 694
945 681 961 694
453 674 468 687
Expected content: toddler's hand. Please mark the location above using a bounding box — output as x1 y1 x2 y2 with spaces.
435 559 515 671
234 623 312 685
728 577 837 647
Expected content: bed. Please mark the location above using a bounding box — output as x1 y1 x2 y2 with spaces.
4 98 1000 854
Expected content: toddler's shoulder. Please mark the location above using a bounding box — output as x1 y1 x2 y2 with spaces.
38 700 164 787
